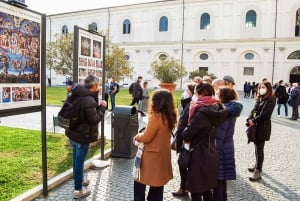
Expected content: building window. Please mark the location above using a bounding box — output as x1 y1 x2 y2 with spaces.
123 19 131 34
199 67 208 74
92 22 98 31
287 50 300 59
200 13 210 30
62 25 68 35
245 53 254 60
246 10 257 27
200 53 209 60
159 16 168 32
125 55 130 60
159 54 167 60
244 67 254 75
295 8 300 36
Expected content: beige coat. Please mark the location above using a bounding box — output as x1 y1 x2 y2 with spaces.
134 113 173 187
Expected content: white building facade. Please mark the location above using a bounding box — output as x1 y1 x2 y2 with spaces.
47 0 300 90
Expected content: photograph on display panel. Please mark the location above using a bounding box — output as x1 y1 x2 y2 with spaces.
0 1 44 114
75 26 104 94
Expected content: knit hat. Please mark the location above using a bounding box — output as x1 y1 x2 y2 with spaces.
223 75 235 85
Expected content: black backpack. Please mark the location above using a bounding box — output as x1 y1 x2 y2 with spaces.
129 83 134 94
115 82 120 93
57 95 82 129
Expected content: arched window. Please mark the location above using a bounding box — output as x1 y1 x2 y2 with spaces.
200 13 210 30
92 22 98 31
159 16 168 32
295 8 300 36
246 10 257 27
159 54 167 60
123 19 131 34
62 25 68 35
287 50 300 59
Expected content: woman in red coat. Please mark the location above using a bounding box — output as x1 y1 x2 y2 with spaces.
182 83 228 201
133 89 177 201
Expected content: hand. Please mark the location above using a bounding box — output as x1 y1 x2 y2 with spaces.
100 100 107 108
248 119 255 126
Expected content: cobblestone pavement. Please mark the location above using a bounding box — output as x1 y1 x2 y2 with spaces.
4 96 299 201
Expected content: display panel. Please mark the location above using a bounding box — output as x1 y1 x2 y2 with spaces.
0 1 44 116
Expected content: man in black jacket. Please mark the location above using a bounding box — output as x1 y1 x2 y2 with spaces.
65 75 107 199
130 76 145 116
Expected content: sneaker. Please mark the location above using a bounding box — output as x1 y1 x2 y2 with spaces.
83 179 90 186
277 115 281 118
74 188 91 199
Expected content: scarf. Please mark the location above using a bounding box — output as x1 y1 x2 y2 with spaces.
188 96 217 123
133 141 144 181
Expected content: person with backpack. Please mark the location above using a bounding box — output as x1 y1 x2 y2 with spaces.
129 76 145 116
64 75 107 199
109 77 119 111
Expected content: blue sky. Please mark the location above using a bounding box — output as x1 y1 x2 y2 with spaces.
25 0 162 15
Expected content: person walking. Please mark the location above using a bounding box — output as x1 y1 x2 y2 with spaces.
182 83 229 201
172 83 196 197
213 87 243 201
288 83 300 120
275 80 289 118
247 82 276 182
65 75 107 199
130 76 145 116
138 81 150 115
109 77 118 111
133 89 177 201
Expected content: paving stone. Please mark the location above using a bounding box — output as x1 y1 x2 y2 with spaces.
30 96 300 201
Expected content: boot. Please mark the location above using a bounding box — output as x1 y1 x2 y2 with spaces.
249 169 261 182
248 166 256 172
172 188 188 197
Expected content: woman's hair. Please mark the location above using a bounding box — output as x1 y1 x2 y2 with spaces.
218 87 238 103
150 89 177 130
257 82 273 100
186 83 196 95
195 82 215 97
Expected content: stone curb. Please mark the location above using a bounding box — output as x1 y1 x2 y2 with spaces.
11 149 112 201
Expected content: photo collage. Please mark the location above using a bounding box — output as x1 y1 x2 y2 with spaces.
0 2 42 109
78 29 103 94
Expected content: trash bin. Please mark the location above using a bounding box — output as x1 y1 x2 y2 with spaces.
111 106 139 158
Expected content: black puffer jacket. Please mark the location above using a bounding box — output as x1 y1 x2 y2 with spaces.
66 84 105 144
248 95 276 141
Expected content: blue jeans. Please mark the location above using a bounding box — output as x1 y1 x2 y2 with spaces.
110 94 116 111
70 140 89 190
277 103 288 116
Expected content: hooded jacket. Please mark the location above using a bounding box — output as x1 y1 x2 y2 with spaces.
65 84 105 144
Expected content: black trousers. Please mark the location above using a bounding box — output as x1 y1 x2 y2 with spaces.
191 190 213 201
254 140 265 171
130 97 140 106
213 180 227 201
104 93 109 109
179 166 187 190
134 181 164 201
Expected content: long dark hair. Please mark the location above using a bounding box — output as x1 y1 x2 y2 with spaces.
151 89 177 130
256 82 273 100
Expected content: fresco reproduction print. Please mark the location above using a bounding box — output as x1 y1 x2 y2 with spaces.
77 28 104 94
0 2 42 111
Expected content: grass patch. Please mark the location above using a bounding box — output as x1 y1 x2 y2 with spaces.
1 86 182 200
0 127 110 200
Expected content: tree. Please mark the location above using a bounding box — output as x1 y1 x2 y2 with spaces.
189 69 217 80
105 45 133 81
46 32 132 81
149 57 187 83
47 33 73 76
